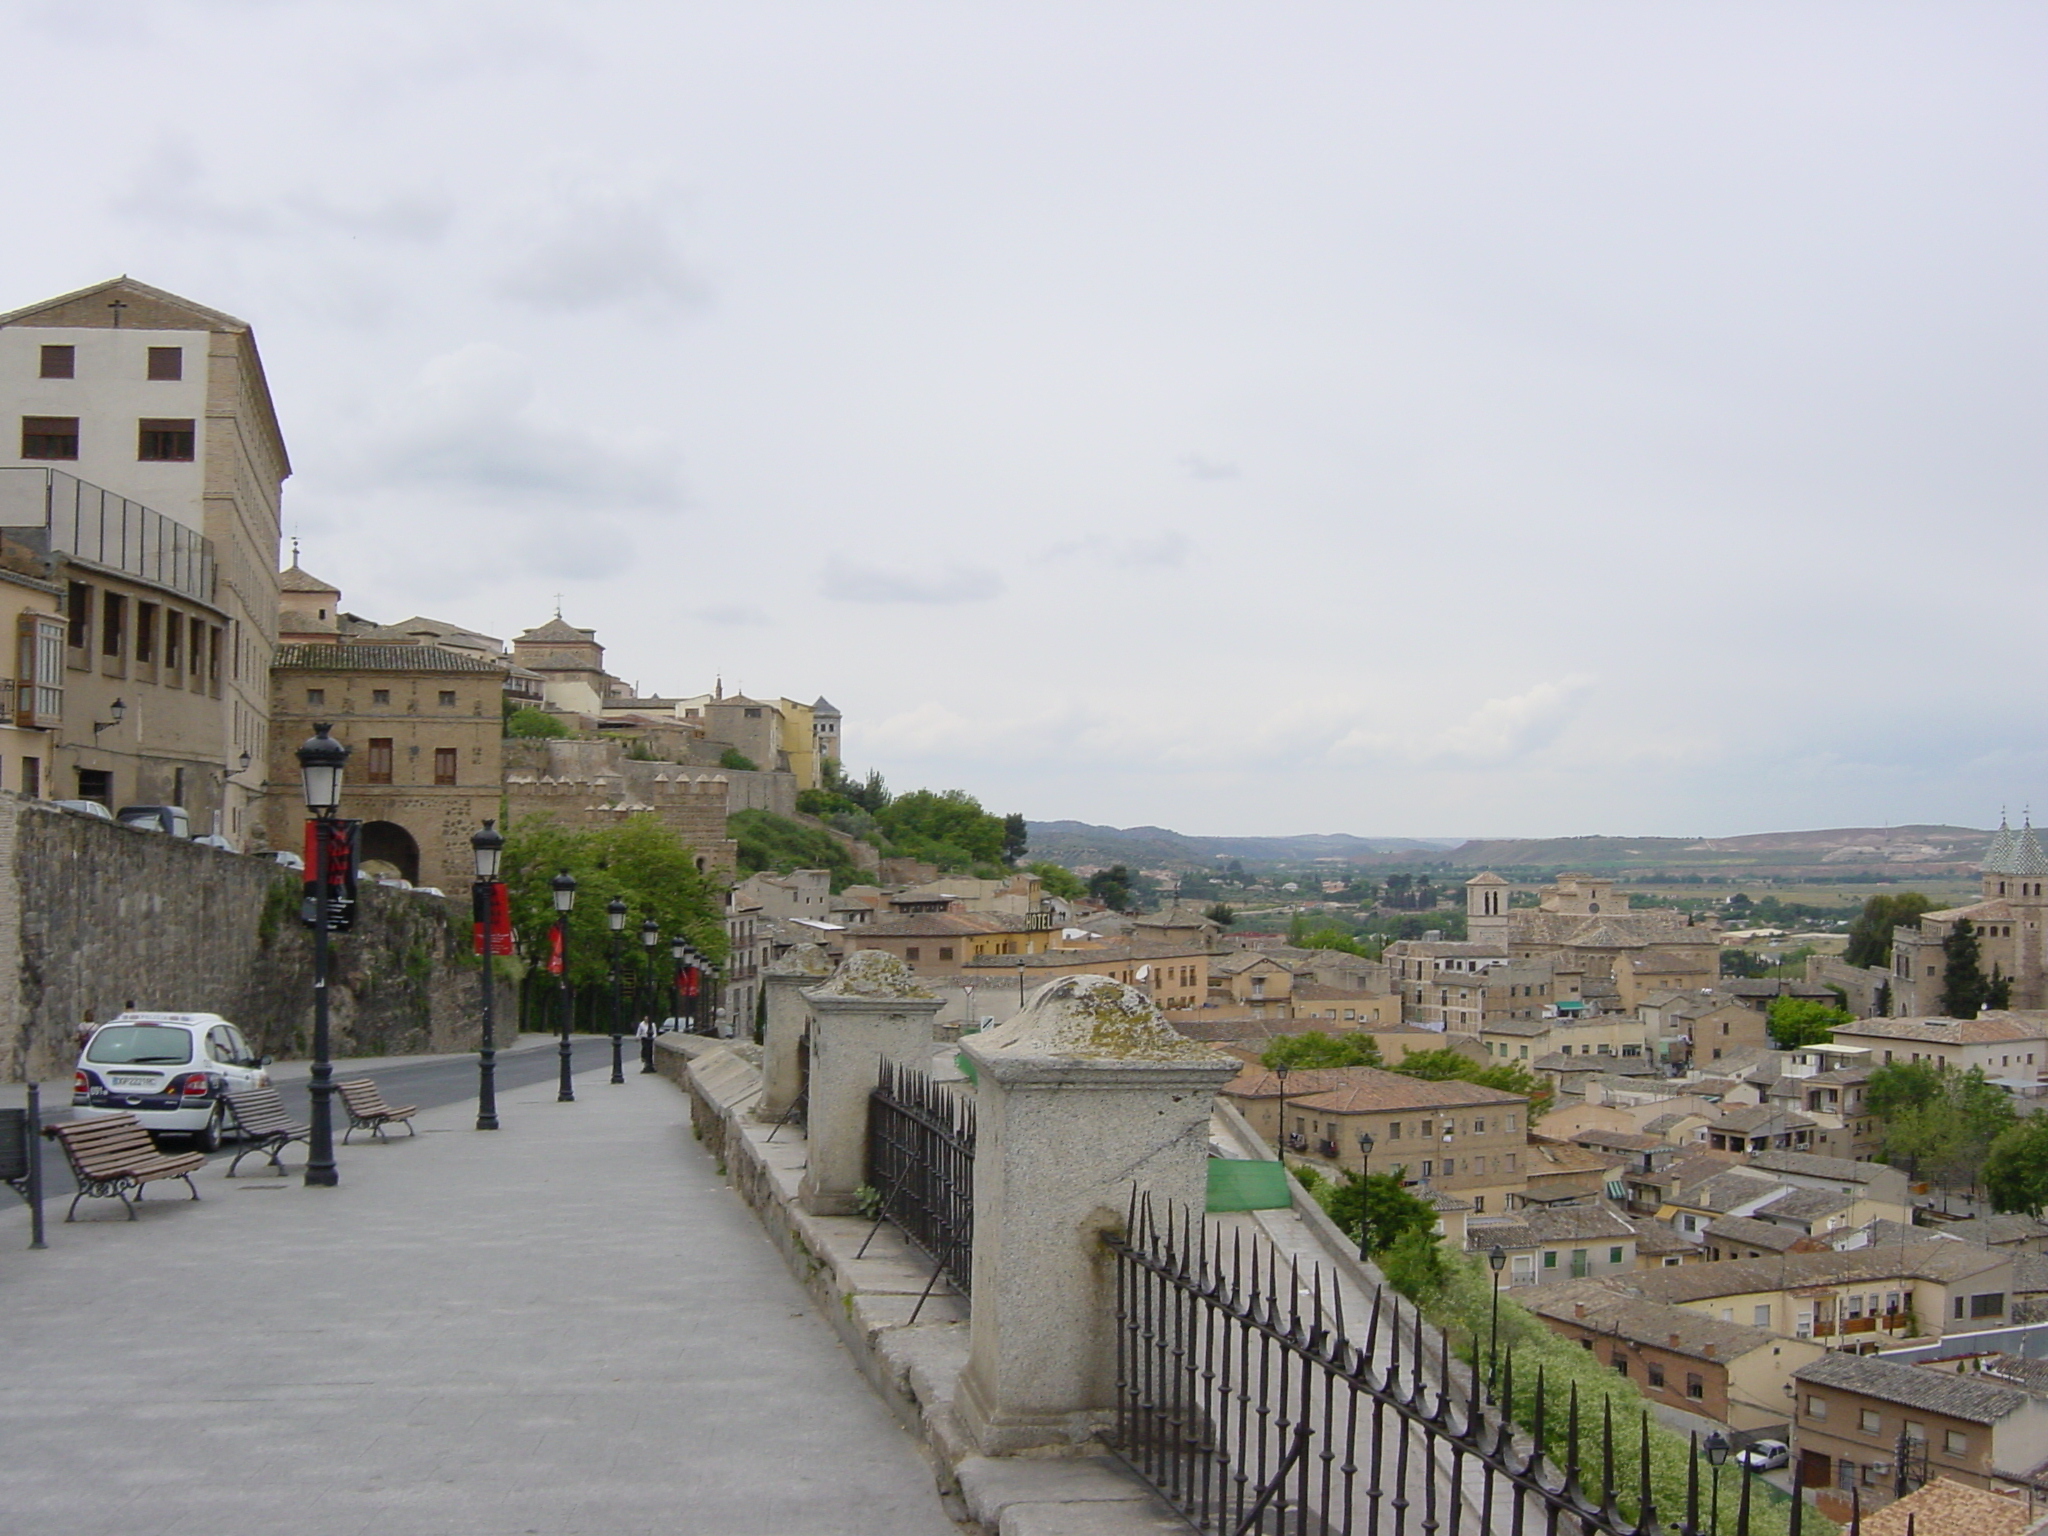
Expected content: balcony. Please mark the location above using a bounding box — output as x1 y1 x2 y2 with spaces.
0 467 217 604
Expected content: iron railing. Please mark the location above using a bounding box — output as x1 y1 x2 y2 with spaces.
866 1062 974 1300
0 468 218 604
1109 1197 1843 1536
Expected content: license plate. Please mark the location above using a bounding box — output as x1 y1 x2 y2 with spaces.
111 1074 158 1088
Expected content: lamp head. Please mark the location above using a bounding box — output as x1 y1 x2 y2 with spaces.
606 896 627 932
1489 1244 1506 1274
1705 1432 1730 1467
671 935 689 963
641 917 659 948
296 723 349 815
470 819 504 882
550 870 578 913
237 749 252 774
111 697 126 725
1356 1130 1375 1155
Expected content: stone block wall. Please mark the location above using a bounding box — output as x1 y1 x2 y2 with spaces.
3 795 488 1083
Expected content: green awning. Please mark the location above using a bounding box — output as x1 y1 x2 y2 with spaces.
1206 1159 1293 1212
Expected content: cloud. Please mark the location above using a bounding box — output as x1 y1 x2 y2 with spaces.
495 173 706 312
820 556 1004 605
1327 676 1597 768
1181 454 1241 481
1040 530 1194 569
117 137 452 242
696 604 771 627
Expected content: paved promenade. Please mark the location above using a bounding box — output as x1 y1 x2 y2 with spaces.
1 1061 963 1536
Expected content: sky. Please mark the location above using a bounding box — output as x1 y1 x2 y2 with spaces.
5 2 2043 841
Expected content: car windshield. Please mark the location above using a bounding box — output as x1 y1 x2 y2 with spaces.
86 1025 195 1065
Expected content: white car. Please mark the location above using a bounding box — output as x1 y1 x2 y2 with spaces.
1737 1440 1789 1472
73 1013 271 1151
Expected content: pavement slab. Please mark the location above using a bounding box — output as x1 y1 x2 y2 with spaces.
1 1064 963 1536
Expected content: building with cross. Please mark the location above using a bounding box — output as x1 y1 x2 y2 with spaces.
1888 818 2048 1015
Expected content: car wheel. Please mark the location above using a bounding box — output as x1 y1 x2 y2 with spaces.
193 1105 224 1154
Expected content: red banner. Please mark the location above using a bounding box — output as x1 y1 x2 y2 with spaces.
547 923 565 976
681 966 700 998
471 882 513 956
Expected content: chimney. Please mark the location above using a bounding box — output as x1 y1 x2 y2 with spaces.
1668 1334 1680 1348
1574 1303 1587 1320
1703 1344 1716 1358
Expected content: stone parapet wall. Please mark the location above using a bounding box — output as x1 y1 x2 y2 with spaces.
3 795 487 1082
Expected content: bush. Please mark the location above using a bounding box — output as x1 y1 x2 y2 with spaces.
718 747 760 771
506 707 570 739
729 808 866 890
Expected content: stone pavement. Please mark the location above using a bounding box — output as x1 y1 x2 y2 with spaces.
0 1061 965 1536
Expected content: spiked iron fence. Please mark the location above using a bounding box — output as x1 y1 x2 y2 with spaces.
1109 1197 1843 1536
864 1063 975 1301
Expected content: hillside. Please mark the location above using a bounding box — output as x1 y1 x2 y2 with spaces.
1024 822 1457 868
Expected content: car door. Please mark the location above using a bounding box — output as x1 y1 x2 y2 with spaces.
207 1026 259 1092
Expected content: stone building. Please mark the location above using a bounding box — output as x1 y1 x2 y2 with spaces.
1791 1352 2048 1496
1463 872 1721 1002
0 277 288 840
510 616 612 716
267 642 505 890
1892 819 2048 1014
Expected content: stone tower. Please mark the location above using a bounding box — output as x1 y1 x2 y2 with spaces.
1982 815 2048 1009
1466 871 1510 944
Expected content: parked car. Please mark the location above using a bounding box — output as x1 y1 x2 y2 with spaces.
51 799 114 821
73 1012 270 1151
1737 1440 1789 1472
192 833 234 850
116 804 192 838
271 850 305 871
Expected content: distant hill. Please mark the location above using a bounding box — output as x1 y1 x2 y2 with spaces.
1024 820 1996 878
1025 822 1458 869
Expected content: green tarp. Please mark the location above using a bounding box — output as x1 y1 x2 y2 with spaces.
1206 1158 1293 1212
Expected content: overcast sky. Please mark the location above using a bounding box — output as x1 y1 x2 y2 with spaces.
7 3 2042 840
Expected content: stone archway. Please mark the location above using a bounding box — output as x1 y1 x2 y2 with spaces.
359 820 421 885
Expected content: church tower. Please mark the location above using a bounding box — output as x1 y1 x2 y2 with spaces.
1466 871 1511 945
1983 816 2048 1009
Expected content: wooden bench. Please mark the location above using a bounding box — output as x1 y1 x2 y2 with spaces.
337 1079 418 1143
223 1086 309 1177
0 1107 32 1206
44 1114 204 1221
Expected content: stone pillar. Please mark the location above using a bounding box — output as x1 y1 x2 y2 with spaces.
757 942 834 1122
797 950 944 1216
956 975 1238 1454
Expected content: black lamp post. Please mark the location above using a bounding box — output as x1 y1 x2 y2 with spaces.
1015 957 1027 1007
1705 1430 1730 1536
1355 1130 1375 1259
552 871 577 1102
1487 1243 1507 1397
670 934 688 1033
472 820 504 1131
1273 1064 1291 1158
639 918 660 1073
606 896 627 1085
297 723 349 1188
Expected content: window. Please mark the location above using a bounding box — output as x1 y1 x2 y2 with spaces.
1608 1247 1623 1265
135 602 156 663
164 611 180 672
100 592 124 657
21 756 38 798
904 947 920 962
1807 1396 1827 1421
1647 1362 1665 1388
1686 1374 1704 1401
439 690 456 706
1420 1160 1432 1178
1860 1410 1881 1434
1473 1118 1486 1134
146 346 182 381
21 416 78 459
306 688 325 707
433 748 457 785
1543 1250 1557 1269
75 767 111 805
743 707 761 718
1971 1293 2005 1318
137 419 195 461
1420 1120 1434 1138
1903 1421 1925 1445
66 582 92 651
371 689 391 706
1505 1114 1517 1131
1753 1304 1770 1327
1612 1354 1629 1377
938 946 954 961
1388 1123 1401 1141
1472 1196 1485 1213
1945 1430 1968 1456
39 345 73 378
1441 1158 1454 1176
1954 1296 1966 1321
366 738 393 784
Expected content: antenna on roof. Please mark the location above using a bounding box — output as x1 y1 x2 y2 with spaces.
553 593 563 619
290 535 301 567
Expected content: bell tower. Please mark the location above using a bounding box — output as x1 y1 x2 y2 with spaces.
1466 871 1510 944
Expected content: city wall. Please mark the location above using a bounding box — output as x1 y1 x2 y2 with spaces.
1 795 486 1082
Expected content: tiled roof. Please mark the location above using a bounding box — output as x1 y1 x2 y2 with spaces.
1628 1217 1697 1255
1708 1105 1815 1134
1944 1212 2048 1249
1572 1130 1664 1152
1748 1150 1893 1185
514 617 597 645
1631 1239 2006 1304
1858 1478 2041 1536
1704 1215 1814 1253
1835 1013 2048 1046
1793 1353 2028 1424
1527 1140 1624 1176
1750 1187 1853 1225
1680 1169 1787 1215
278 562 337 593
272 643 505 674
1518 1280 1778 1363
854 913 1015 939
1988 820 2048 878
1228 1064 1526 1114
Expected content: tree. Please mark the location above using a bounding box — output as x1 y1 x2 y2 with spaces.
505 706 570 739
1027 861 1084 901
717 747 760 771
1986 1115 2048 1217
1844 892 1936 969
1720 949 1771 979
1323 1169 1438 1257
1382 873 1413 909
1087 865 1136 912
1377 1225 1452 1301
1865 1059 1946 1119
1259 1031 1383 1071
1765 997 1852 1050
1987 965 2013 1011
875 788 1007 870
1001 813 1028 865
1941 919 1988 1019
1205 903 1236 927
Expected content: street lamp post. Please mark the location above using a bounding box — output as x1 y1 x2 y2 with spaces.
639 918 659 1073
1015 958 1027 1007
1273 1064 1290 1158
670 935 689 1033
552 871 578 1102
1355 1130 1375 1259
1705 1430 1730 1536
1487 1243 1507 1398
606 896 627 1084
472 820 504 1131
297 724 349 1188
